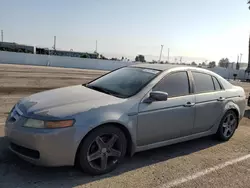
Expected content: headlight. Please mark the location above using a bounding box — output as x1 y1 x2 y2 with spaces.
23 119 44 128
23 119 74 129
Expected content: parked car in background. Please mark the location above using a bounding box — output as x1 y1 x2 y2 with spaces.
248 94 250 106
5 64 246 175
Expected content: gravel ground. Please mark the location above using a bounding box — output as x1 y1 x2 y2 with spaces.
1 64 250 188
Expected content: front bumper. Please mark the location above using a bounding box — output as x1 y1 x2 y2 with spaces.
5 117 78 167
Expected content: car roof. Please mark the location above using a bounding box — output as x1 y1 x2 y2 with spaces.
130 63 219 76
130 63 183 71
130 63 233 89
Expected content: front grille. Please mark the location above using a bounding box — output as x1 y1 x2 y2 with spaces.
10 142 40 159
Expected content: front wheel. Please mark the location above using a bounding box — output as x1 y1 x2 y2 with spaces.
77 125 127 175
216 110 238 141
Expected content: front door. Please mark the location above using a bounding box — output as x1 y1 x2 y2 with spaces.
137 71 196 146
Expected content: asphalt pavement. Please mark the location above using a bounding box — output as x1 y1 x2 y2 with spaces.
1 64 250 188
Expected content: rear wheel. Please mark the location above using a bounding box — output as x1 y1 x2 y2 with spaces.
78 125 127 175
216 110 238 141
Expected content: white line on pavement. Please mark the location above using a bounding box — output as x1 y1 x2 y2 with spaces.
159 154 250 188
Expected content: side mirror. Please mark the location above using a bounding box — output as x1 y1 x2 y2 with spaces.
144 91 168 103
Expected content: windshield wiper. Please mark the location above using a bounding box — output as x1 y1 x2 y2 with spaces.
85 85 125 98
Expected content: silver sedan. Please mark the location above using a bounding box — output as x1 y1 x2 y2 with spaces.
5 64 246 175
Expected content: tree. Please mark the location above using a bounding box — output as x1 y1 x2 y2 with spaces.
80 54 90 58
248 0 250 9
135 55 146 62
165 60 169 64
202 62 206 66
208 61 216 68
218 58 229 68
191 61 197 66
100 54 108 60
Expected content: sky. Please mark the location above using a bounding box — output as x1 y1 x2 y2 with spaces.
0 0 249 63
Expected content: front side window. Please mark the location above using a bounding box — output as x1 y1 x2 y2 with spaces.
192 72 214 93
86 67 160 98
153 71 190 98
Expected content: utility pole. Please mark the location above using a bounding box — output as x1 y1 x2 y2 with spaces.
53 36 56 50
1 30 3 42
167 48 170 62
159 45 164 63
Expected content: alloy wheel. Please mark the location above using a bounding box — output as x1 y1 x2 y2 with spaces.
87 134 122 171
222 113 237 138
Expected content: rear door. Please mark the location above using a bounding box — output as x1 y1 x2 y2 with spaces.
191 71 225 133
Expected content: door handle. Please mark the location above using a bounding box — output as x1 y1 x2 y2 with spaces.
183 102 195 107
217 97 225 101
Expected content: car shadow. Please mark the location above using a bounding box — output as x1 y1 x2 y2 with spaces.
0 135 221 187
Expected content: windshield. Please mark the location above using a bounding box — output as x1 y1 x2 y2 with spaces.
86 67 160 98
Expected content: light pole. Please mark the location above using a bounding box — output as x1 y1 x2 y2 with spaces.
95 40 98 53
240 53 243 63
236 53 242 70
53 36 56 50
167 48 170 62
1 30 3 42
159 45 164 63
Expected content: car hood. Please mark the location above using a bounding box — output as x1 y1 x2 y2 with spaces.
18 85 124 119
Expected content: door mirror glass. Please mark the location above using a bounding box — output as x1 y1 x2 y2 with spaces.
144 91 168 103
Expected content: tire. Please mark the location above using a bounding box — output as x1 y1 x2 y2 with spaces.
77 125 127 175
216 110 238 141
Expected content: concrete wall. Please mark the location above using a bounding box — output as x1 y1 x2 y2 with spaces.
208 67 250 80
0 51 249 80
0 51 135 71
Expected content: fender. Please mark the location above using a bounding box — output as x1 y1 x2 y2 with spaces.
224 101 240 115
223 100 241 128
73 110 138 157
210 100 241 134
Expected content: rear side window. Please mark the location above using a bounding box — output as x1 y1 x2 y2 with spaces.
212 76 222 90
192 72 214 93
153 71 190 98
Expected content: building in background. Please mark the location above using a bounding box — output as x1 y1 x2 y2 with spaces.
0 42 34 54
0 41 98 59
